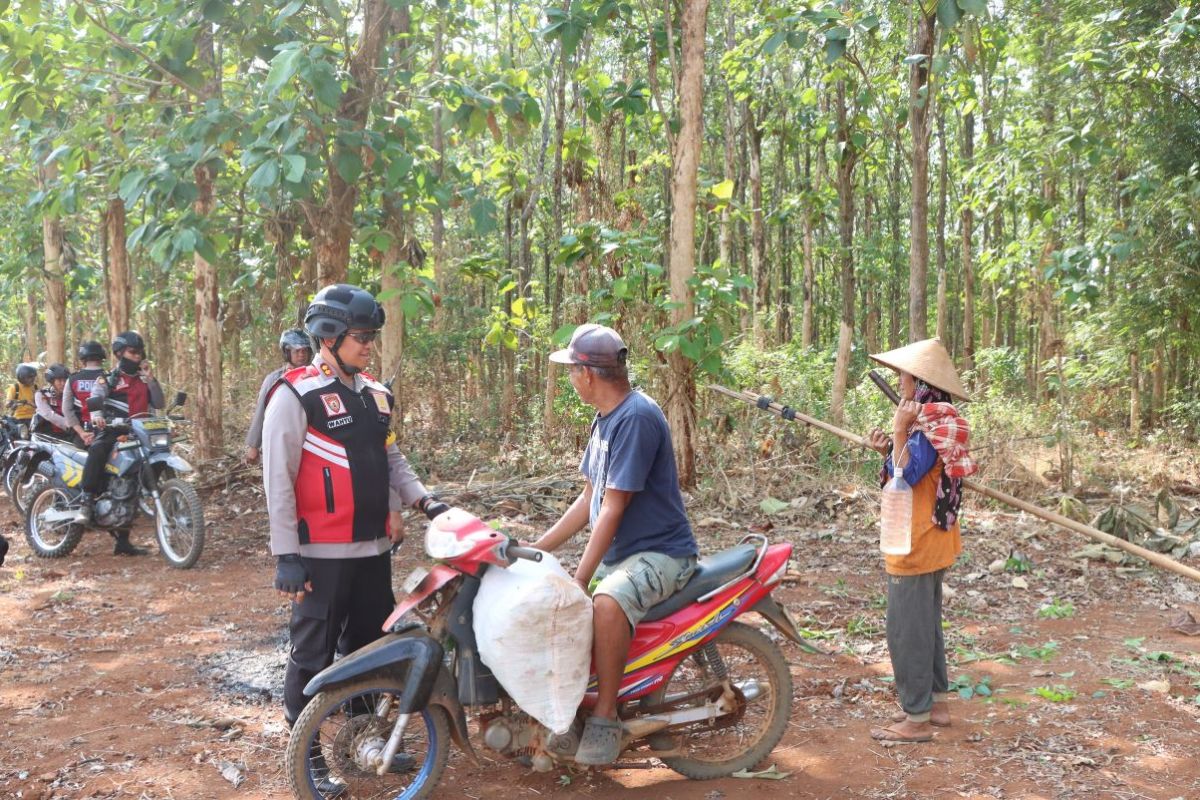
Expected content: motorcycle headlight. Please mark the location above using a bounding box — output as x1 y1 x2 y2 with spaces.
425 525 474 560
150 433 171 448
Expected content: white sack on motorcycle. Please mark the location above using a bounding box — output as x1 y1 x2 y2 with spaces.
474 553 593 735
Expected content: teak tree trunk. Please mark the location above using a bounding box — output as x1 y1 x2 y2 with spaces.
664 0 709 488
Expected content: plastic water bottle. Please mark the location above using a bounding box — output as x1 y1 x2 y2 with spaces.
879 467 913 555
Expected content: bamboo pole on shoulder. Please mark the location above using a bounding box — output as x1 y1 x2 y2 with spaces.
708 384 1200 584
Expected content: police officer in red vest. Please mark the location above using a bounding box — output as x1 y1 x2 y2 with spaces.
262 284 446 749
75 331 164 555
62 340 107 446
32 364 72 440
244 328 313 465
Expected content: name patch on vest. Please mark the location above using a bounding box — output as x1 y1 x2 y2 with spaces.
321 393 347 416
370 390 390 414
327 416 354 429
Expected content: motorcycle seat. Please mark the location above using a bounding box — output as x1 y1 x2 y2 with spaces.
641 543 758 623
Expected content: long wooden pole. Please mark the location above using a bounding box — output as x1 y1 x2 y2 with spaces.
709 384 1200 584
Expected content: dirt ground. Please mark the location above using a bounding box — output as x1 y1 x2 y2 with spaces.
2 469 1200 800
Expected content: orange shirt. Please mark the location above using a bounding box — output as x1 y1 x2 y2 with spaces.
884 459 961 576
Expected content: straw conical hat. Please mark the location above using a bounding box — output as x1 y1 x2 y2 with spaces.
869 338 970 400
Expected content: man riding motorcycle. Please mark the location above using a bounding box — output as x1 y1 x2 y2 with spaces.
5 363 38 438
62 340 107 447
74 331 164 555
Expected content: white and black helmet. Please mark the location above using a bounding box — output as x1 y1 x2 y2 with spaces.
279 328 312 361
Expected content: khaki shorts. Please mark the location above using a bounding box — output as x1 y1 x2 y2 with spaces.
593 551 697 628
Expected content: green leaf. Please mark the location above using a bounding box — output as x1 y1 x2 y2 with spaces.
957 0 987 14
282 154 307 183
470 198 498 234
551 324 577 346
759 497 789 515
247 159 280 190
823 36 847 64
711 178 734 201
334 149 363 183
763 31 787 55
400 293 425 318
936 0 963 28
265 47 304 95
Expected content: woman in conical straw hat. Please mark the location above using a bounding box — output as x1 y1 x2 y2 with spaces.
863 338 976 744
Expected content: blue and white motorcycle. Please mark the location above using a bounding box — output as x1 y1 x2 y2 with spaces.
22 392 205 568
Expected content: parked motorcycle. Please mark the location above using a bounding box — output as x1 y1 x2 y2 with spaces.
1 407 34 502
22 392 205 568
285 508 810 799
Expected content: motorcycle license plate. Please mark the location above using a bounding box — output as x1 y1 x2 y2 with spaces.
401 567 430 595
140 419 170 431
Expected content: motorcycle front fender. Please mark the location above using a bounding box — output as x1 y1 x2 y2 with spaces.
303 632 443 714
147 452 193 473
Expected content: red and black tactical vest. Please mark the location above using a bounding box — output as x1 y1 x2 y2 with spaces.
34 388 65 434
279 363 393 546
68 367 105 425
101 370 150 417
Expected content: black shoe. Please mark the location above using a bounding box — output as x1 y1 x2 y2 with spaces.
389 751 416 773
113 533 149 557
313 775 346 798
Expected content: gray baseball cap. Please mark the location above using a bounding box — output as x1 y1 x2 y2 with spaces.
549 323 628 368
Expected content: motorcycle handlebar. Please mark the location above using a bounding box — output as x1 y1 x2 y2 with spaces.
505 544 543 563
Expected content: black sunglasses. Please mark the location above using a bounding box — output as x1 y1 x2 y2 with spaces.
345 331 379 344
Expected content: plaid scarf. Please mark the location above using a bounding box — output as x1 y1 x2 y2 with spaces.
880 381 975 530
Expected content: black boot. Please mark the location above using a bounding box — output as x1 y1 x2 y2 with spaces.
113 531 148 557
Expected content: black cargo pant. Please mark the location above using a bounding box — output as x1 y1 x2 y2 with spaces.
81 429 119 495
283 552 394 724
885 568 949 719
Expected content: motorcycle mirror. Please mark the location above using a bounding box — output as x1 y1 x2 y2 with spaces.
173 391 187 407
85 395 104 412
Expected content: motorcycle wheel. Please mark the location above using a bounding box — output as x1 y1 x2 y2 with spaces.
25 485 84 558
154 478 205 569
286 677 451 800
3 459 17 497
641 621 793 780
13 461 52 515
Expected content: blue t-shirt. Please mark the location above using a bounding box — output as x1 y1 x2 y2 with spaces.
580 391 698 565
884 430 937 484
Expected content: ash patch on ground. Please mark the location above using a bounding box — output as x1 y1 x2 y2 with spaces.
200 633 288 703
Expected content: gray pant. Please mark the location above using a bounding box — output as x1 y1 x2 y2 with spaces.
885 569 948 719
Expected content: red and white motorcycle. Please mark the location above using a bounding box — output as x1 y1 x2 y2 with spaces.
285 508 816 799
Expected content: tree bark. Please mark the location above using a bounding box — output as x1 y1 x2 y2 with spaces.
1129 350 1141 439
908 8 936 341
192 22 223 462
39 160 67 364
830 78 858 426
310 0 394 284
935 109 948 343
543 23 569 439
801 144 815 348
664 0 709 488
745 103 766 344
961 112 976 372
105 199 131 336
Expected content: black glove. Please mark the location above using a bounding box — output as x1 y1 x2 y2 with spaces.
274 554 308 594
0 534 8 567
418 494 450 520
